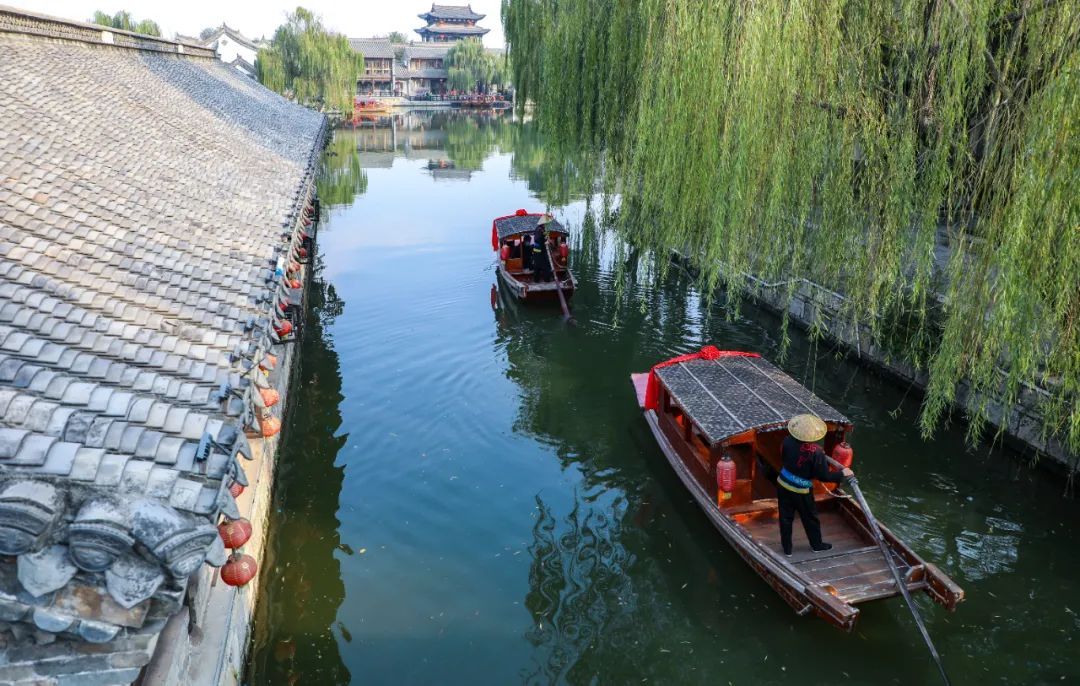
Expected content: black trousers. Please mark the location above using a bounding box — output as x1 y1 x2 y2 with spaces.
777 486 824 554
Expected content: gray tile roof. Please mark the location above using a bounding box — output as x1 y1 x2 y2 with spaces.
0 7 324 682
416 25 490 37
419 4 486 21
349 37 396 59
405 43 453 60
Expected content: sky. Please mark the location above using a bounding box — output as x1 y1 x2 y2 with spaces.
16 0 507 45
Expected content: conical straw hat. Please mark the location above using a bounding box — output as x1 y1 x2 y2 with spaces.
788 414 827 442
536 214 554 227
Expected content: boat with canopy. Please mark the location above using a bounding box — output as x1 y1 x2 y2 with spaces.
631 346 964 630
491 210 576 304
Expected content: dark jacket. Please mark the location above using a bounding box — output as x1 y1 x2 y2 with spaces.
780 436 845 485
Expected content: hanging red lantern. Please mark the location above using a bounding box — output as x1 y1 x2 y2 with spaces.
832 442 854 470
277 297 290 313
274 320 293 337
716 456 736 502
297 247 309 259
218 518 253 549
259 387 281 408
229 481 245 498
258 415 281 437
500 245 510 261
259 354 278 372
558 243 569 262
288 278 302 289
220 552 258 587
288 261 301 274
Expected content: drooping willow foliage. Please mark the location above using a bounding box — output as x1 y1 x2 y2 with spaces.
446 39 512 93
256 7 363 117
503 0 1080 456
90 10 161 37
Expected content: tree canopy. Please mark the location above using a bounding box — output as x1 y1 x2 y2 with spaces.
255 7 363 116
446 39 510 93
502 0 1080 456
387 31 408 44
90 10 161 37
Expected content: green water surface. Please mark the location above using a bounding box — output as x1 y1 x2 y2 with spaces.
247 112 1079 686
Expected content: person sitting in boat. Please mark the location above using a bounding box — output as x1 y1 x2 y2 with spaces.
777 414 854 557
532 215 555 283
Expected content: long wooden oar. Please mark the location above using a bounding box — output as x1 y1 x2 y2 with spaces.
843 473 952 685
546 246 573 322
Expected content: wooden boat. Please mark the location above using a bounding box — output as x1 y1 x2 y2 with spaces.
354 98 392 114
492 211 577 304
631 348 963 631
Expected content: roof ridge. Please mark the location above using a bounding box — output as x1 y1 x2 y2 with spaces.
0 4 217 59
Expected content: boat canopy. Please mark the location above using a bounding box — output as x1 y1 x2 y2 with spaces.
653 352 850 445
491 211 568 250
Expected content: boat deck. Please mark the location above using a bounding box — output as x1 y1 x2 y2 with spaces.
735 504 921 603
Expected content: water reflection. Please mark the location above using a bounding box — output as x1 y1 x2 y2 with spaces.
250 113 1080 685
248 265 350 685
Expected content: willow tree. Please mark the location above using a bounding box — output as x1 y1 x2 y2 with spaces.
255 7 363 116
446 39 511 93
90 10 161 36
503 0 1080 458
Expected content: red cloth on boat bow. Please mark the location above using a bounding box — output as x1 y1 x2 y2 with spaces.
643 346 761 410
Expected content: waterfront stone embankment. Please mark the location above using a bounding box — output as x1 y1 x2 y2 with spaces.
0 6 324 684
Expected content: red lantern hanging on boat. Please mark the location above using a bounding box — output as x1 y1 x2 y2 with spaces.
500 245 510 261
558 243 569 262
219 518 253 549
259 387 281 408
229 481 245 498
220 552 258 587
832 441 854 470
716 455 736 503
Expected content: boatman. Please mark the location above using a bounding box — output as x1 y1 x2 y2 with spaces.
777 414 854 557
532 215 555 283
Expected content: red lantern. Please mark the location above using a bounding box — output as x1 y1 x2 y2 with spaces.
258 415 281 437
274 320 293 337
288 261 301 274
259 354 278 372
515 209 528 216
288 278 302 289
277 297 290 313
219 518 253 549
297 247 309 258
832 442 854 470
500 245 510 261
716 456 736 502
229 481 245 498
259 387 281 408
220 552 258 587
558 243 569 261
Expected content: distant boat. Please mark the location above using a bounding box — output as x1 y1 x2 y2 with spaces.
630 349 964 631
491 211 576 304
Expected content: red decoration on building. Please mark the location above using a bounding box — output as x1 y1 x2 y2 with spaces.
259 387 281 408
258 415 281 437
218 518 253 549
274 320 293 337
220 552 258 586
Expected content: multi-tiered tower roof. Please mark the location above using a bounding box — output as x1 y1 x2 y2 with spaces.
415 4 490 43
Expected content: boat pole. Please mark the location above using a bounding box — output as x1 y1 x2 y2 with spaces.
546 243 573 322
842 471 952 685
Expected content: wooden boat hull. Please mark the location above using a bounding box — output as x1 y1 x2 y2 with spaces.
497 264 576 304
631 373 963 631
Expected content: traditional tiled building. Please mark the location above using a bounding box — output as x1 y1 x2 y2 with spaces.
176 25 267 79
0 6 324 684
415 4 489 43
351 37 401 96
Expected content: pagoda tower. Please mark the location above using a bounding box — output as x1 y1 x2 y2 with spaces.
415 4 490 43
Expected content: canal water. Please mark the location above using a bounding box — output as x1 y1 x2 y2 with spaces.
247 112 1079 685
